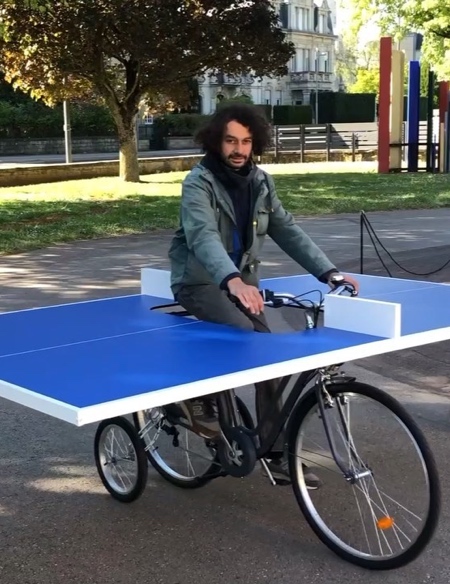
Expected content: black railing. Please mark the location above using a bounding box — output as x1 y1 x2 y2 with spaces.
270 122 437 163
272 123 378 161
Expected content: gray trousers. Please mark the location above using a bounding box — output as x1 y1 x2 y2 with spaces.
176 283 285 456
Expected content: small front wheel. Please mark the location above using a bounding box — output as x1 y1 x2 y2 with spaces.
288 381 440 570
94 416 148 503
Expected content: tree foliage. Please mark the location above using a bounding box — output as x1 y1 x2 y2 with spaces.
347 68 380 94
335 32 379 91
344 0 450 81
0 0 294 181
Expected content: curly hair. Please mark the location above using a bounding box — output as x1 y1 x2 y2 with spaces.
194 103 272 156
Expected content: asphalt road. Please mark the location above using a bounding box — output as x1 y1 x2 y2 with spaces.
0 209 449 583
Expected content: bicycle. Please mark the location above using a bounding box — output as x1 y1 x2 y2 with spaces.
93 281 441 571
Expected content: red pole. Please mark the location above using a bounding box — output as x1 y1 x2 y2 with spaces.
438 81 449 172
439 81 449 124
378 37 392 173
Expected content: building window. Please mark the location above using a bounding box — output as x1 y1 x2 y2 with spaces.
294 49 310 72
265 89 272 105
303 49 311 71
291 54 297 72
279 2 288 28
315 51 329 72
275 90 282 106
295 7 310 31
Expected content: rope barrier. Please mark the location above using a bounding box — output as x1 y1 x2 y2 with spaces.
359 211 450 277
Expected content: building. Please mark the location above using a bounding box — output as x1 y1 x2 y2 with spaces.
197 0 338 117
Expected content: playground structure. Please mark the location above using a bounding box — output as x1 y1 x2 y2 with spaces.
377 36 450 174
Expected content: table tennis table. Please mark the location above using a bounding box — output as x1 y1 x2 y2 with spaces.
1 268 450 427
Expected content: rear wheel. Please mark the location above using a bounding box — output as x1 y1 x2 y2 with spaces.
288 381 440 569
133 396 252 488
94 416 148 503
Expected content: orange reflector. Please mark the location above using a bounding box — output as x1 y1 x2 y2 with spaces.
377 516 394 530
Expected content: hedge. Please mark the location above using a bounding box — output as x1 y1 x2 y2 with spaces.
311 93 376 123
273 105 312 124
0 100 117 138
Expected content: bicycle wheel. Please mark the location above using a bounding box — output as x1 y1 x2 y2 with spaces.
288 381 440 570
133 396 253 488
94 416 148 503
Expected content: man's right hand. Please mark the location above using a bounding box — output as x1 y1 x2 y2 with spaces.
227 277 264 315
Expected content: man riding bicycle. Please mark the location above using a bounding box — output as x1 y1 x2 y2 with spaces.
168 103 358 488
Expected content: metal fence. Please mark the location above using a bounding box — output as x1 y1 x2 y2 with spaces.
272 121 439 162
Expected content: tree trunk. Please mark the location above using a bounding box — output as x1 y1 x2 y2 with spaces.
118 116 140 182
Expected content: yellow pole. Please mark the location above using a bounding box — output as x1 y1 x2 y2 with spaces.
389 49 405 170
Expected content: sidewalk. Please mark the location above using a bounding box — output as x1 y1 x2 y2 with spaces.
1 207 450 313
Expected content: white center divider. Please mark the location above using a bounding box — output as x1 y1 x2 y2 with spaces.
141 267 173 299
323 295 401 339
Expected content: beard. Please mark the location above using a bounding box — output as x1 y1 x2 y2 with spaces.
226 153 248 166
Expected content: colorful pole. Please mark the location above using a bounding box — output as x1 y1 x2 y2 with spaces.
406 61 420 172
378 37 392 173
438 81 449 172
390 49 405 171
426 70 435 172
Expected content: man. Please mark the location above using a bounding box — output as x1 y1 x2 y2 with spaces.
168 103 358 487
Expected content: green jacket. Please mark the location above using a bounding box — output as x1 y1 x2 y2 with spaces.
169 162 336 294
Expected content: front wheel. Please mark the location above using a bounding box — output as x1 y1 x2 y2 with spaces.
288 381 440 570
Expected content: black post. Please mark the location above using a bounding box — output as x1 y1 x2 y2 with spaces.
326 124 331 161
360 211 365 274
299 125 303 162
426 70 435 172
300 125 304 163
351 132 356 162
274 125 279 162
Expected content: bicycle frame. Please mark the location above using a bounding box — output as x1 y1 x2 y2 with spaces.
151 283 358 468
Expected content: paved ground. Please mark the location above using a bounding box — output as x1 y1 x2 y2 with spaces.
0 208 450 583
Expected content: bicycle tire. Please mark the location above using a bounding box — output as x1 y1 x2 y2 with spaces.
287 380 441 570
133 396 252 489
94 416 148 503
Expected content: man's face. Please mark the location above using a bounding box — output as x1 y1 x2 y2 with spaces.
220 120 253 169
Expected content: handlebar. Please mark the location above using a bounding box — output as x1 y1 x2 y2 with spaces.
260 280 357 309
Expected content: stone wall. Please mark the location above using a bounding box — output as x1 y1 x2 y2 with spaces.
0 137 149 155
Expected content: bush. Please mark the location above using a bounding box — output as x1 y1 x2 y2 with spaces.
217 95 253 108
71 104 116 136
0 98 117 138
151 113 210 148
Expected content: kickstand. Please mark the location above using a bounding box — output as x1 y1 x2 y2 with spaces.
260 458 277 486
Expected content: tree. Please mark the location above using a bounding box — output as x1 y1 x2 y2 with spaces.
335 31 379 91
344 0 450 81
348 68 380 94
0 1 294 181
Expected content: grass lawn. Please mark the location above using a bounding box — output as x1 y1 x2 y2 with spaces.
1 161 449 255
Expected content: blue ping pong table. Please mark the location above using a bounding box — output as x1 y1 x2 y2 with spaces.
0 270 449 427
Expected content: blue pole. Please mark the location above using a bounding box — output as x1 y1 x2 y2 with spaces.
407 61 420 172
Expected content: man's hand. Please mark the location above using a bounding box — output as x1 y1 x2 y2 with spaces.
328 273 360 294
227 277 264 315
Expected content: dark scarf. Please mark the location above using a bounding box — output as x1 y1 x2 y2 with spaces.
201 152 258 251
